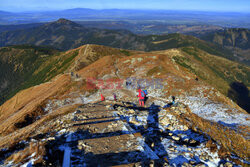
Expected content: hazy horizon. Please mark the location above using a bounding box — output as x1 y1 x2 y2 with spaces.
2 8 250 14
1 0 250 13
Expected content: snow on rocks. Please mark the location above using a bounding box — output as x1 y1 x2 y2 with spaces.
180 96 250 127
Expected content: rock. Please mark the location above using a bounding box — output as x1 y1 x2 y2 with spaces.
189 153 194 158
224 162 233 167
183 125 189 131
190 139 197 144
172 136 180 141
47 137 55 141
78 145 83 150
160 117 170 126
174 110 181 114
187 148 192 151
199 155 207 161
182 162 192 167
169 147 175 152
163 162 170 167
128 109 135 114
149 160 154 167
180 108 187 113
134 162 142 167
167 125 174 131
169 133 173 136
184 138 189 142
208 156 214 162
189 160 196 165
195 164 206 167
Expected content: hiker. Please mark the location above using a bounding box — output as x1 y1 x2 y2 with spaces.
101 93 105 101
163 96 175 108
113 93 117 101
138 88 146 107
143 89 148 104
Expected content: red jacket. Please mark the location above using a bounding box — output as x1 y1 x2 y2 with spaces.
101 94 105 101
138 89 144 100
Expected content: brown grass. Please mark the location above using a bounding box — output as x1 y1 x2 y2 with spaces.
0 104 80 149
170 105 249 162
5 141 46 165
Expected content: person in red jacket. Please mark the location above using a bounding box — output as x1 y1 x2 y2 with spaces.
101 93 105 101
138 88 145 107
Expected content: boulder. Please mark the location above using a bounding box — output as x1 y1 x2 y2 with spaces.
172 136 180 141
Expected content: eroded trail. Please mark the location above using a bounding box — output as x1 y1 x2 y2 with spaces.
42 100 237 167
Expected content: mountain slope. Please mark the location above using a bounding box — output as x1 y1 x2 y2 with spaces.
0 44 135 105
199 28 250 65
0 18 140 51
0 45 249 166
0 45 59 104
0 19 236 60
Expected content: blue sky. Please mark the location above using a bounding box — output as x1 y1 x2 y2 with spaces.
1 0 250 12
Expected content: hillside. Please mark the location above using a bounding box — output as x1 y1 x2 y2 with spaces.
199 28 250 65
0 44 134 105
0 19 237 63
0 18 140 51
0 44 249 166
0 45 59 105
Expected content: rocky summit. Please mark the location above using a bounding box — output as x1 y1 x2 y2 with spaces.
0 44 249 167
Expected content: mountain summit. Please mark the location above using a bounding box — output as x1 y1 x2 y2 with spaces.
55 18 76 24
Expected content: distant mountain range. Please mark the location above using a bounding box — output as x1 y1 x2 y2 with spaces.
0 19 236 61
1 8 250 28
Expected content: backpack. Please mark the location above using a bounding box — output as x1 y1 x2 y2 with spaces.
143 90 148 95
141 90 145 97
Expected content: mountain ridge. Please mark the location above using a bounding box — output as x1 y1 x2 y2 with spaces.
0 44 249 166
0 19 237 63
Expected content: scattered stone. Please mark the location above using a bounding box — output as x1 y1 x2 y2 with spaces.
190 139 197 144
183 125 189 131
169 147 175 152
160 117 170 126
47 137 55 141
187 148 192 151
208 156 214 162
128 109 135 114
195 164 206 167
169 133 173 136
224 162 233 167
182 162 192 167
149 160 154 167
189 153 194 158
163 162 170 167
172 136 180 141
134 162 142 167
167 125 174 131
189 160 196 165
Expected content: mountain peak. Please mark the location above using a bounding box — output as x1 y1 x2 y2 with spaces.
55 18 75 24
45 18 83 29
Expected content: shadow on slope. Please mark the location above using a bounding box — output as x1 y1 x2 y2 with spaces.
228 82 250 113
41 103 209 166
